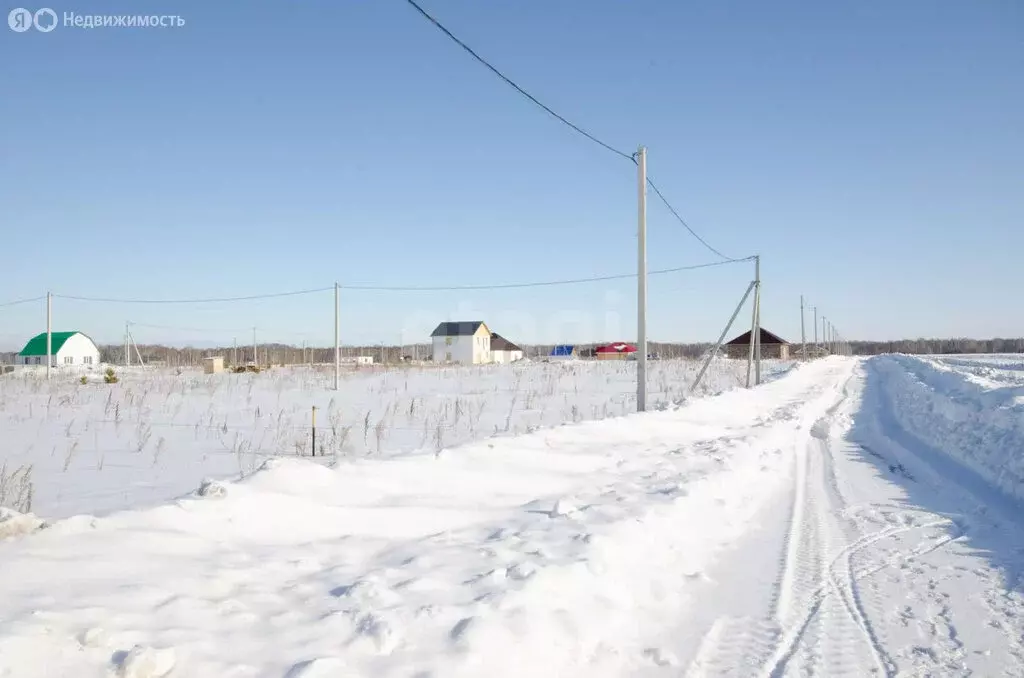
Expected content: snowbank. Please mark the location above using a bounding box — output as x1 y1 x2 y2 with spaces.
870 355 1024 502
0 360 848 678
0 358 792 519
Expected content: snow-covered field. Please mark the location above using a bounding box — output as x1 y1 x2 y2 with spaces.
0 358 790 519
2 354 1024 677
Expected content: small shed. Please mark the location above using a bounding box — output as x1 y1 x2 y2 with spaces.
203 356 225 374
595 342 637 360
724 328 790 360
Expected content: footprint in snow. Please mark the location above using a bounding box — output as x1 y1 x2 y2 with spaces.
284 657 347 678
113 646 176 678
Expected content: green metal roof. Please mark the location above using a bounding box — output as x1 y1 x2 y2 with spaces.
19 332 80 356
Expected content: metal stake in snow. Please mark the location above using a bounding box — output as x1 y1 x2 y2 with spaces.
46 292 52 380
636 145 648 413
334 282 340 391
311 406 317 457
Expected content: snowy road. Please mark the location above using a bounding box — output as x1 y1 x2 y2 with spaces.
1 357 1023 677
681 358 1024 677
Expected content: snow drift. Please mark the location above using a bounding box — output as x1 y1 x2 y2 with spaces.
869 354 1024 502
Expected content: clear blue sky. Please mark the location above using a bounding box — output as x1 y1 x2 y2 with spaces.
2 0 1021 349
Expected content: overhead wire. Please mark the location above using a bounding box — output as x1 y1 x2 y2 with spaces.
45 257 753 304
0 295 46 308
53 287 334 304
340 257 754 291
402 0 736 262
645 177 733 261
402 0 634 162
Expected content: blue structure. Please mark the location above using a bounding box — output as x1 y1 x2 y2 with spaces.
550 345 575 357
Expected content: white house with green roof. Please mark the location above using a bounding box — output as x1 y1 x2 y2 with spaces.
16 331 100 368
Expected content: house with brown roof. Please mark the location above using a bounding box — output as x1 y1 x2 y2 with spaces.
490 333 523 363
724 328 791 359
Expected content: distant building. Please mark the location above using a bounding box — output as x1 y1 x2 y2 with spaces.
431 321 492 364
724 328 790 360
595 342 637 360
203 356 225 374
549 345 576 359
490 333 523 363
16 331 101 368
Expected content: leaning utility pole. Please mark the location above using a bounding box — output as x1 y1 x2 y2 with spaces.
636 145 648 412
693 280 756 392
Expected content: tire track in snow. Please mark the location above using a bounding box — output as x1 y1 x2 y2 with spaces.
756 374 957 678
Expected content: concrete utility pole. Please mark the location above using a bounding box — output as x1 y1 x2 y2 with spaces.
636 145 648 412
754 256 761 385
334 282 340 390
46 292 52 380
746 256 761 387
125 321 130 368
822 317 828 355
813 306 818 353
800 295 807 360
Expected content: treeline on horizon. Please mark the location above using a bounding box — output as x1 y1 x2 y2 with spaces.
86 336 1024 366
3 337 1020 367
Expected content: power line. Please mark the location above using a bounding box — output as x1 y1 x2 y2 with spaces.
46 258 752 304
129 321 318 337
646 177 734 261
0 295 46 308
340 257 754 291
54 287 334 304
402 0 633 161
403 0 735 261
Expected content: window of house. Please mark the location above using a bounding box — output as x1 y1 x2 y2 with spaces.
445 352 452 361
34 357 41 365
64 356 73 365
445 337 452 346
83 356 92 365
